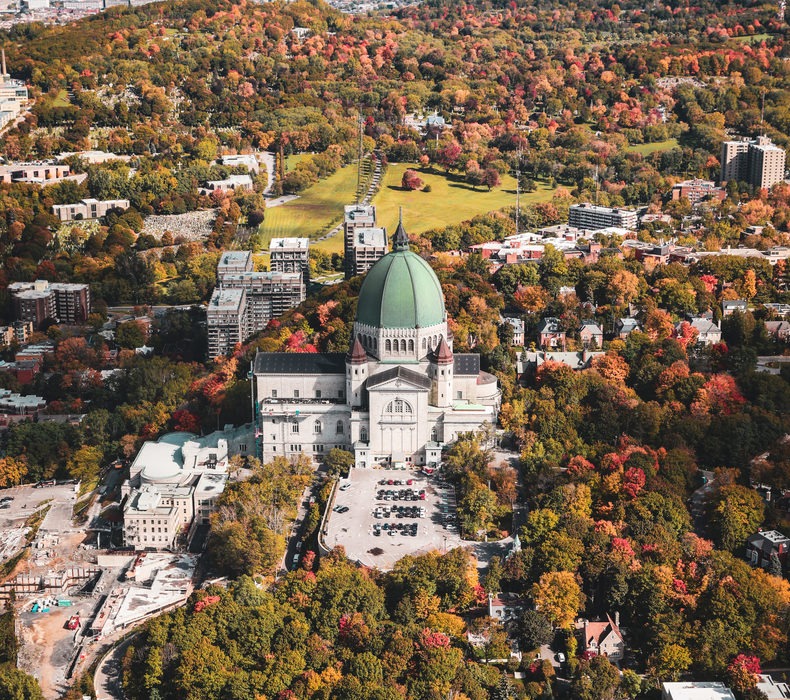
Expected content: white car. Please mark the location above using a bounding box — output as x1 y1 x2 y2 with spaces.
339 482 351 491
556 653 566 663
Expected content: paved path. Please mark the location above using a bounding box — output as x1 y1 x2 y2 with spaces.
261 151 276 195
93 633 138 700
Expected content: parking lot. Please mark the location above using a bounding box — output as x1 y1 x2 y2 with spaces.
324 466 465 570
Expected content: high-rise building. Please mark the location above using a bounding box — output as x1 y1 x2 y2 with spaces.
207 288 247 360
269 237 310 282
749 136 787 190
8 280 90 328
209 252 306 359
568 203 638 231
721 136 787 190
720 139 751 183
349 227 388 277
344 204 383 278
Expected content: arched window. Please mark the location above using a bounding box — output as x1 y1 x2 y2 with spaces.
385 339 391 352
336 420 344 434
373 338 377 350
313 420 322 434
408 339 414 352
385 399 413 414
422 338 427 349
400 339 407 352
431 427 438 441
360 426 368 442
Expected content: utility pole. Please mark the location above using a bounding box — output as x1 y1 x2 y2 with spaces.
515 148 521 236
356 110 364 204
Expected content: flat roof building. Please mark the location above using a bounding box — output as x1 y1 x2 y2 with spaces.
207 288 247 360
349 227 388 277
662 683 736 700
721 136 786 190
52 198 129 222
568 203 638 231
270 237 310 282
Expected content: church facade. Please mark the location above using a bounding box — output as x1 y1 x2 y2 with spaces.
252 220 500 468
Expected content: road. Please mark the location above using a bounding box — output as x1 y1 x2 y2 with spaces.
93 632 138 700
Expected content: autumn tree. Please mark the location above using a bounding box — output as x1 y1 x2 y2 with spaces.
531 571 584 630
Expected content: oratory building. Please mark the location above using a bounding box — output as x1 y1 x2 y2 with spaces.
252 218 500 468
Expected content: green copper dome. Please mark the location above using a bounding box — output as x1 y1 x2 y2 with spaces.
356 222 445 329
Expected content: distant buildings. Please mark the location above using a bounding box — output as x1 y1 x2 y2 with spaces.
343 204 388 278
568 203 638 231
0 160 72 185
207 251 305 359
52 198 130 222
8 280 90 328
683 317 722 346
746 529 790 569
578 321 604 349
721 299 747 317
671 179 726 204
0 51 28 130
0 388 46 415
0 321 33 348
502 317 524 346
121 427 251 551
219 154 260 173
198 174 253 196
269 237 310 282
720 136 786 190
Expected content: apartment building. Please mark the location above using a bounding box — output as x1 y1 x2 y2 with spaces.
350 227 388 277
671 179 727 204
721 136 787 190
52 198 130 222
270 237 310 282
208 252 306 359
344 204 383 278
568 203 638 231
8 280 90 328
206 288 247 360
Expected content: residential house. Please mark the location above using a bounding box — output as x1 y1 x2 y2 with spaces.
488 593 527 622
684 317 722 346
537 317 566 350
722 299 748 317
746 529 790 569
576 613 625 662
517 350 604 379
615 318 641 339
502 317 525 346
578 320 604 349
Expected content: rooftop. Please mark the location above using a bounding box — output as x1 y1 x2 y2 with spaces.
208 288 245 312
254 351 346 375
662 682 736 700
270 237 309 250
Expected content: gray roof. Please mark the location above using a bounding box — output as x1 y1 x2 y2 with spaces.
253 352 346 375
454 353 481 376
367 366 431 390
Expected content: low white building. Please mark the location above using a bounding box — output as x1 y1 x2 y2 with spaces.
122 427 251 550
199 174 253 196
52 198 130 222
662 683 735 700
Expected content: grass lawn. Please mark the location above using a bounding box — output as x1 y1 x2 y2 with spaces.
51 89 70 108
258 163 359 252
733 33 772 44
372 163 557 235
626 138 679 156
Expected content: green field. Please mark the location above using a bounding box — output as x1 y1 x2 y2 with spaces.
372 163 556 235
258 163 359 251
733 33 772 44
259 160 558 257
52 89 70 108
626 138 679 156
